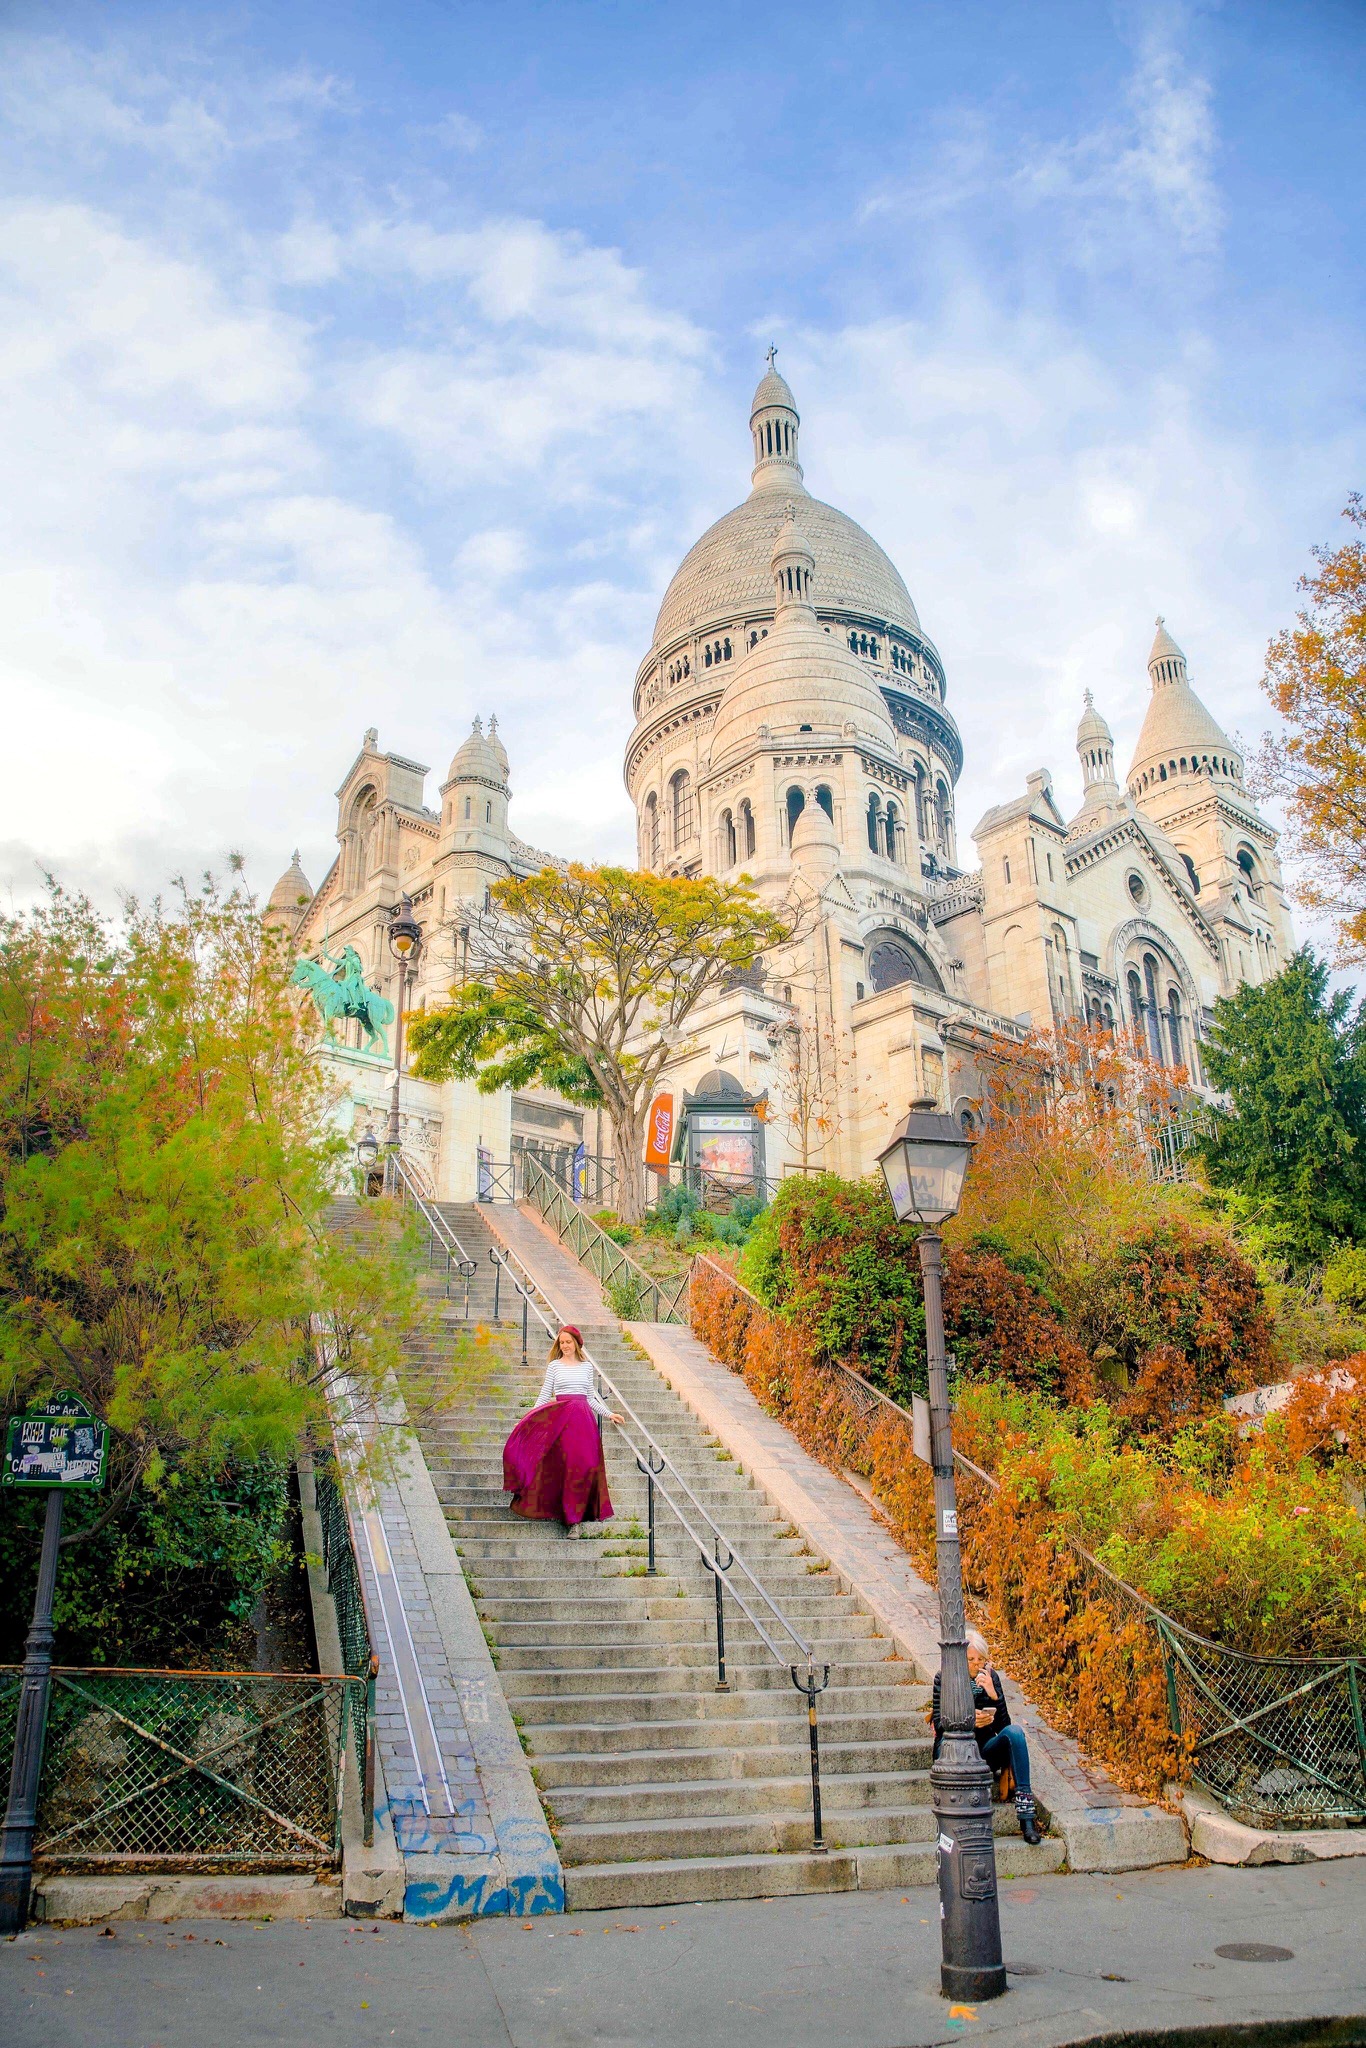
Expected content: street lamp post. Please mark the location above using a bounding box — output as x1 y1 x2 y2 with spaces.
877 1100 1007 2005
384 895 423 1193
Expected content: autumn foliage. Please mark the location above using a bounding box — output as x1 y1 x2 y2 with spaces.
1256 496 1366 964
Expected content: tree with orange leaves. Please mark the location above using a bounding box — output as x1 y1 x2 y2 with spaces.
948 1018 1192 1290
1256 496 1366 962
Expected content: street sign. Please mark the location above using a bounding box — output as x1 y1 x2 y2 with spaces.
3 1392 108 1491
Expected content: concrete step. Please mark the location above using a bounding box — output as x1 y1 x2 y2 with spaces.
545 1768 931 1825
533 1735 934 1789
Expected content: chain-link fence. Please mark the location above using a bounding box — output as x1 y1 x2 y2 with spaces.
0 1456 378 1872
0 1666 359 1871
1159 1624 1366 1827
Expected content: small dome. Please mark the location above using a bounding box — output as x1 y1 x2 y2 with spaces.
1077 689 1113 749
446 715 507 786
789 798 841 880
267 850 312 916
750 364 798 421
692 1068 748 1103
708 519 897 771
1127 621 1241 791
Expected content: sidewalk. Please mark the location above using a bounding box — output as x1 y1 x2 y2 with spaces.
7 1858 1364 2047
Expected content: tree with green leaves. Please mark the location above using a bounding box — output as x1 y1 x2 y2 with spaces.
1197 949 1366 1266
0 871 427 1619
409 864 791 1222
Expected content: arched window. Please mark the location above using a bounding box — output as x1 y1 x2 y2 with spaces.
721 809 737 866
1142 954 1164 1061
1237 848 1258 888
486 801 492 823
935 777 951 853
1127 968 1144 1044
740 799 756 857
866 931 944 994
723 637 732 659
1168 986 1184 1069
867 793 882 853
786 785 806 840
704 644 712 667
816 785 834 821
884 800 900 861
1180 853 1200 894
644 793 660 867
670 769 693 849
464 796 472 820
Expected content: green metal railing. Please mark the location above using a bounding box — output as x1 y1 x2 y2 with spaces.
693 1255 1366 1833
521 1154 690 1323
0 1461 378 1873
314 1458 378 1844
0 1665 362 1871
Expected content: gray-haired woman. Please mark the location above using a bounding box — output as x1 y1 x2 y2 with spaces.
930 1630 1042 1844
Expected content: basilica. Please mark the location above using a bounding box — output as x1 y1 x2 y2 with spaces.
270 360 1294 1199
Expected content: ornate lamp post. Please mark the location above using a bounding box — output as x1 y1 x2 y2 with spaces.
355 1128 381 1193
877 1100 1006 2005
384 895 423 1192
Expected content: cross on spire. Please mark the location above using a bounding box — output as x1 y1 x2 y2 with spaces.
765 343 778 371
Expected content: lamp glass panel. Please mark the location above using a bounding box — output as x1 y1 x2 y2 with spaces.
880 1136 970 1225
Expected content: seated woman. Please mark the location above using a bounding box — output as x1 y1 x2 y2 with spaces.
930 1629 1042 1844
501 1325 624 1531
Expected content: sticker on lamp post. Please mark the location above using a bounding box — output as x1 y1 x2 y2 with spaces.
3 1393 109 1491
941 1508 958 1537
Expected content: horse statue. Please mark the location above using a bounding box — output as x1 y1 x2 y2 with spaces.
291 942 395 1059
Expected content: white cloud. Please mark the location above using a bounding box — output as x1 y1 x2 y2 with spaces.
863 8 1222 266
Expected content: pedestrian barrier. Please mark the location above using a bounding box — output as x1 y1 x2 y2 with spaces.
521 1154 690 1323
691 1254 1366 1832
0 1467 377 1873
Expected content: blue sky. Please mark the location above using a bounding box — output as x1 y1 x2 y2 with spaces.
0 1 1362 912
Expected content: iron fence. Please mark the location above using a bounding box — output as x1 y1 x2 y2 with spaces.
693 1254 1366 1834
0 1460 378 1874
0 1665 362 1871
314 1458 378 1844
522 1155 690 1323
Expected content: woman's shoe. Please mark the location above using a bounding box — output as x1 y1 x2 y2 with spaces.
1015 1793 1043 1846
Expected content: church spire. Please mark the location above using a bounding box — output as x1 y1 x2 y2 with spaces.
750 349 804 494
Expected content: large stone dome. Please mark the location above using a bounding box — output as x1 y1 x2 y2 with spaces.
652 489 922 651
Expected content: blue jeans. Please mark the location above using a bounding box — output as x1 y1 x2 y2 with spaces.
981 1724 1031 1797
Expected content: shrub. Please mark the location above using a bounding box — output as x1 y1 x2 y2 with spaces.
738 1173 926 1400
0 1461 291 1667
1078 1219 1278 1414
943 1240 1096 1403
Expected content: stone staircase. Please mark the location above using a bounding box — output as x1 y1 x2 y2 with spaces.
386 1197 1062 1910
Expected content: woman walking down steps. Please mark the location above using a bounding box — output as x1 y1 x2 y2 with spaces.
502 1324 625 1530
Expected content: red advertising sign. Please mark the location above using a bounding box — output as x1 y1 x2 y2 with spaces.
644 1093 674 1170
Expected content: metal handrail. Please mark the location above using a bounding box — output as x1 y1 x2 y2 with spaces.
392 1153 478 1316
521 1155 689 1324
486 1239 831 1849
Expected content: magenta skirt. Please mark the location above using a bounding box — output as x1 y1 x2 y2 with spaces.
502 1396 614 1528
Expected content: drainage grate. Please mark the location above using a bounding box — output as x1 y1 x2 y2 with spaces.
1214 1942 1295 1962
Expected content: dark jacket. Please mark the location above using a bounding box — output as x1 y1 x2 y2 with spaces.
930 1667 1010 1762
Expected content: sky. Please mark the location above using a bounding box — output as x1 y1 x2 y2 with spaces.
0 0 1362 919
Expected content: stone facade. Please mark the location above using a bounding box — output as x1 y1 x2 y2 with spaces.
268 720 586 1202
623 363 1294 1173
272 357 1295 1197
